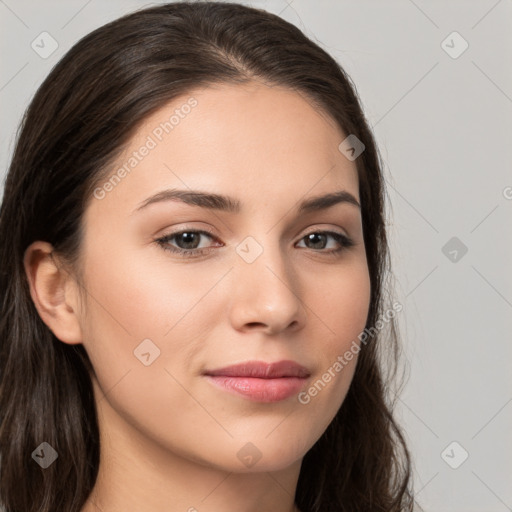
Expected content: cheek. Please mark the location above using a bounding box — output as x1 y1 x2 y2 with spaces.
311 258 371 348
77 240 235 416
297 261 371 422
77 249 232 455
80 239 224 341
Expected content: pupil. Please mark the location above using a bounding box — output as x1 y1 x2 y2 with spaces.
179 232 199 249
307 233 325 249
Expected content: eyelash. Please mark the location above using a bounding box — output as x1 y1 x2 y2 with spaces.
154 228 355 259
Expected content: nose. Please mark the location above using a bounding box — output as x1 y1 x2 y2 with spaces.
227 240 307 335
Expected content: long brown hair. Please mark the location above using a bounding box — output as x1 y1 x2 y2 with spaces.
0 2 416 510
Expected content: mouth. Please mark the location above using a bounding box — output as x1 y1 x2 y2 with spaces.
202 360 311 403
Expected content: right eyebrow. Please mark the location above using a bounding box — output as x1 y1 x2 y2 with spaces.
133 189 241 214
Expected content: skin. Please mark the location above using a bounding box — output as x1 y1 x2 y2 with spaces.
24 80 371 512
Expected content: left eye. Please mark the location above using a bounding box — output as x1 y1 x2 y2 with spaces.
297 231 353 251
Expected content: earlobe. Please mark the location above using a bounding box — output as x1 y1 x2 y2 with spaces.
23 241 83 345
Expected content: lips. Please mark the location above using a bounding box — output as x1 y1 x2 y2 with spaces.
203 360 310 379
203 360 311 403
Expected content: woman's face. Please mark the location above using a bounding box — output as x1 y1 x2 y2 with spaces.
75 80 371 472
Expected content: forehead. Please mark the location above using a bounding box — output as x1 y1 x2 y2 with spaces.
143 80 347 158
89 80 360 217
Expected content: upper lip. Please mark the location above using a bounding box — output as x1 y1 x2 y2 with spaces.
204 360 310 379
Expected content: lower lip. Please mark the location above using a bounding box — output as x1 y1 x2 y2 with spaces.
204 375 308 403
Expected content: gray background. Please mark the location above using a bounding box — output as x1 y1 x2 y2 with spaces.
1 1 511 511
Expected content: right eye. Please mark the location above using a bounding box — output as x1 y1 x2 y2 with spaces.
155 229 222 258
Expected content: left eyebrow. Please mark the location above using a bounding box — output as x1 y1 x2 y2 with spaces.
297 190 361 213
132 188 361 215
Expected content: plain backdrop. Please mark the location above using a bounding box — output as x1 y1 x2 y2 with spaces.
1 1 511 511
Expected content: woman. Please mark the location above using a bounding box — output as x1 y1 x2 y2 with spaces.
0 2 417 511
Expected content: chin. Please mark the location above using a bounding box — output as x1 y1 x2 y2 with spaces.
241 436 312 473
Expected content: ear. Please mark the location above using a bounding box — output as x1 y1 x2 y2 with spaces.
23 241 83 345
